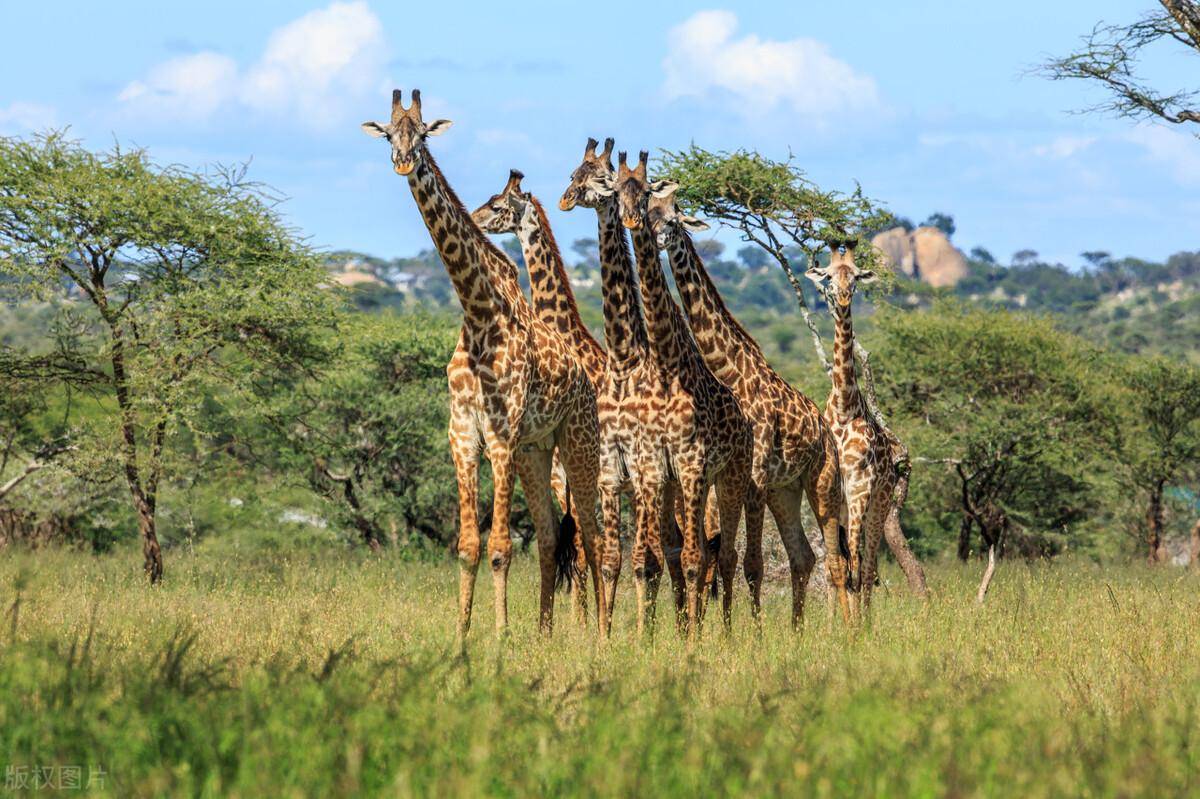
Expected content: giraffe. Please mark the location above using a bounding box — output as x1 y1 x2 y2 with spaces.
361 89 604 639
611 150 754 635
470 169 606 624
806 239 892 610
645 184 856 625
558 138 687 635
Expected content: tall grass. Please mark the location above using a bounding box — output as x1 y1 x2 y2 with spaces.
1 547 1197 797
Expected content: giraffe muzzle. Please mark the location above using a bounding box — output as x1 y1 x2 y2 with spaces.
394 162 415 176
622 217 640 230
558 197 575 212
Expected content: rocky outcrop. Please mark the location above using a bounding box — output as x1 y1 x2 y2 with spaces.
871 226 968 288
872 227 917 277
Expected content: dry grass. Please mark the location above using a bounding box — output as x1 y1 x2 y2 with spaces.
1 546 1198 797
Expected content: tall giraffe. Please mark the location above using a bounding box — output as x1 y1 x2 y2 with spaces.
806 240 892 610
470 170 605 623
361 89 604 639
612 150 753 634
645 185 856 624
558 138 685 634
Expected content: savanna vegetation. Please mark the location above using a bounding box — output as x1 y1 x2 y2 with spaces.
2 61 1199 794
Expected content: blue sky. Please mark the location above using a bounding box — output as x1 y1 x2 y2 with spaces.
3 1 1198 266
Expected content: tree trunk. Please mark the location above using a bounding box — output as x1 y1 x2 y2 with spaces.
138 498 164 583
975 544 996 604
109 326 164 584
1146 480 1168 564
957 516 972 561
882 465 928 597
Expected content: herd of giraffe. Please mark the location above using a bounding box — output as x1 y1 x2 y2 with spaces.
363 89 898 642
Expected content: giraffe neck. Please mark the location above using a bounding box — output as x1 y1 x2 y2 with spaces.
596 198 649 369
407 153 522 327
829 307 864 421
629 223 696 375
519 197 607 382
665 232 766 385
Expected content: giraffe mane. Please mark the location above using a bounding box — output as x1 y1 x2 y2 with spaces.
530 195 590 332
676 231 768 361
424 151 523 293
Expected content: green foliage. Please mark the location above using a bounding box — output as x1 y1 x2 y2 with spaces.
0 132 338 576
254 313 462 549
656 144 893 271
2 550 1199 797
875 304 1113 557
920 212 956 238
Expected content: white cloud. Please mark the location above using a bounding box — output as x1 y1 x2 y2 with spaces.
1125 125 1200 186
1031 135 1096 160
0 102 57 133
662 10 879 116
118 1 384 126
117 52 238 120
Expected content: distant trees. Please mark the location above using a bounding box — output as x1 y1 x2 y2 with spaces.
1115 358 1200 562
254 314 461 550
1042 2 1200 130
877 305 1109 593
0 133 336 581
920 213 956 238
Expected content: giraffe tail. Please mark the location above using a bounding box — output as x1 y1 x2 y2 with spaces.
553 486 577 593
838 523 860 592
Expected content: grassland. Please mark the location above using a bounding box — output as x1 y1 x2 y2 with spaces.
1 547 1198 798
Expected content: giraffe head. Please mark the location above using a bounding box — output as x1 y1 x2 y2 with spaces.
644 182 710 249
559 137 617 212
471 170 528 234
614 151 679 233
805 239 876 316
360 89 453 176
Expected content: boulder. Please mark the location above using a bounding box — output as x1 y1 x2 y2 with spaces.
870 226 967 287
871 227 917 277
912 226 968 287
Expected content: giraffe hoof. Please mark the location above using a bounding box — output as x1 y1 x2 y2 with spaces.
490 553 505 571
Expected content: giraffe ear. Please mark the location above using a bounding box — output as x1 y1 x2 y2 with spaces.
648 180 679 199
587 175 615 198
425 119 453 136
361 121 389 138
680 215 709 233
856 269 878 284
805 265 829 286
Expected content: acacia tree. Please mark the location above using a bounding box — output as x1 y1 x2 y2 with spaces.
657 146 928 596
1118 358 1200 562
1042 1 1200 131
876 305 1108 599
0 133 336 582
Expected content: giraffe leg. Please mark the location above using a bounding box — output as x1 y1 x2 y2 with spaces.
449 421 482 646
860 480 892 615
715 471 748 633
486 449 517 636
632 480 665 638
677 471 708 643
701 488 721 619
841 477 871 624
557 396 605 639
742 486 766 623
550 450 588 628
596 486 621 638
514 446 558 635
768 483 817 631
664 485 686 629
809 439 854 624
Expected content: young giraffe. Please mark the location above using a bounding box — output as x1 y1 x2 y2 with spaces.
470 169 606 624
645 184 856 624
612 150 753 634
361 90 604 639
558 138 686 634
806 240 891 610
